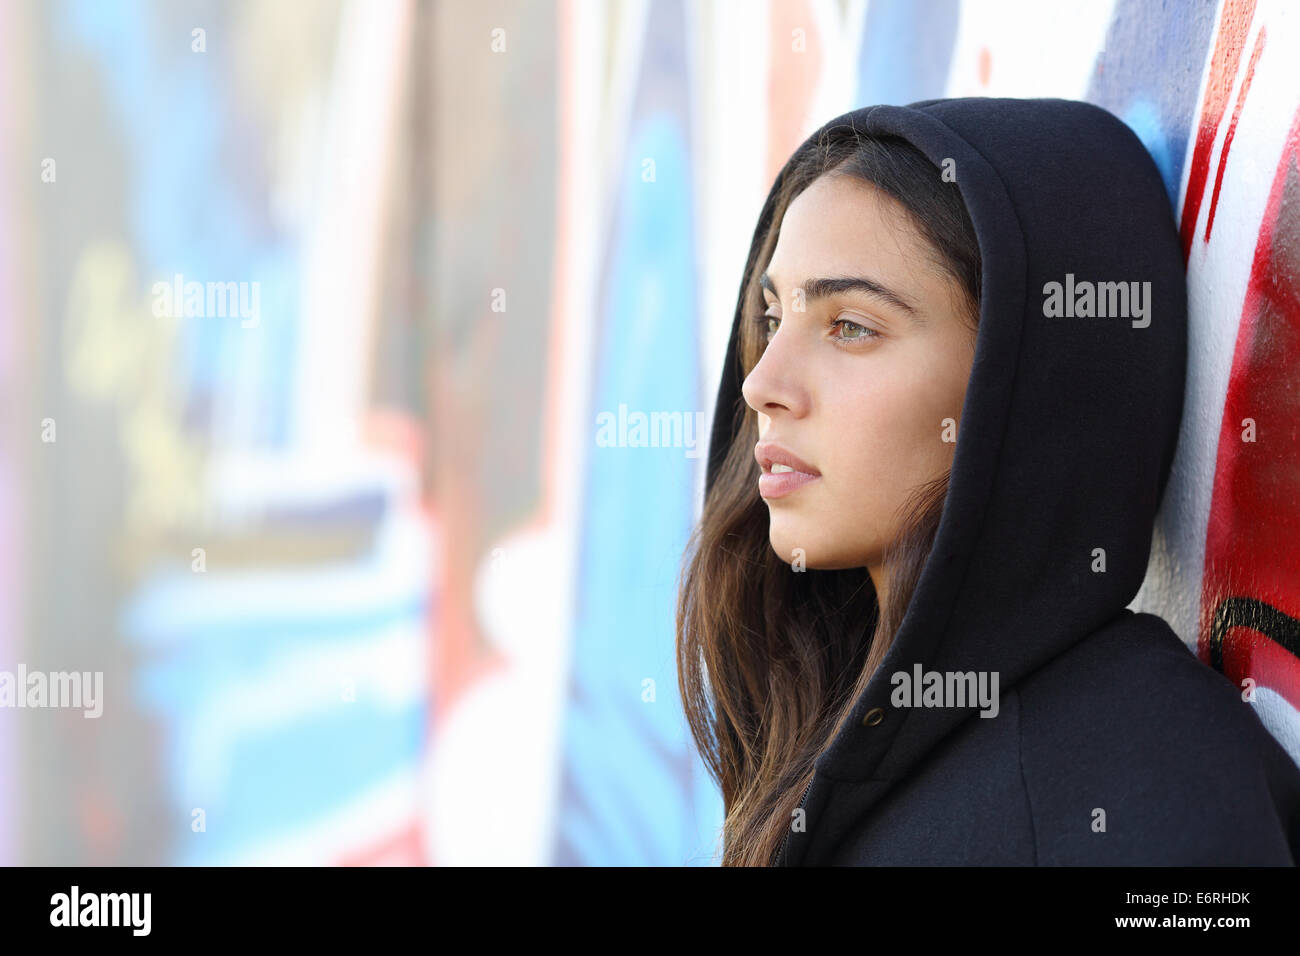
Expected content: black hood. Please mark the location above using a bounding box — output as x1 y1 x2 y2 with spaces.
704 97 1187 785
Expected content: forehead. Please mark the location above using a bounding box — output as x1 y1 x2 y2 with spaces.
765 173 934 288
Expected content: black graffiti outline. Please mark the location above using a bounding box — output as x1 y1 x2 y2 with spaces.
1208 596 1300 674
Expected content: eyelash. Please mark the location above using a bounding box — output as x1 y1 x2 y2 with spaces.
751 311 880 346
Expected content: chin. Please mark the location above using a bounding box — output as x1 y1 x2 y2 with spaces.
767 523 871 572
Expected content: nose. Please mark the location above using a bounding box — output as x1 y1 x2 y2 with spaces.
741 329 809 420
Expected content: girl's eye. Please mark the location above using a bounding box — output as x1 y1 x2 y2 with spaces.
833 317 878 341
751 310 877 344
752 310 781 340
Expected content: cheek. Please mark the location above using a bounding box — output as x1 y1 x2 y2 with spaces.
827 369 955 494
763 344 970 568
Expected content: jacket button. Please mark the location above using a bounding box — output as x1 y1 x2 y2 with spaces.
861 707 885 726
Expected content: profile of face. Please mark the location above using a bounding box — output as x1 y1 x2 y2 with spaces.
740 171 978 597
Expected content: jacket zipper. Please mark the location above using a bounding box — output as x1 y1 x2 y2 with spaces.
777 776 815 866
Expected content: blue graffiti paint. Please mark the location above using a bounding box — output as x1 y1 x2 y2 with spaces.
59 0 297 445
552 0 723 866
856 0 960 106
1087 0 1220 213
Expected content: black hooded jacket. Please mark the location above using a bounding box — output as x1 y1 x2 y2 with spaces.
704 97 1300 865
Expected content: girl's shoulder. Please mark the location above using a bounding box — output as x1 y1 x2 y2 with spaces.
1014 612 1300 864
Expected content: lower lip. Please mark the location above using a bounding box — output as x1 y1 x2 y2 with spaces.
759 470 820 499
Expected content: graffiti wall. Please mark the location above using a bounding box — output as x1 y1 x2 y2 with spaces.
2 0 1296 866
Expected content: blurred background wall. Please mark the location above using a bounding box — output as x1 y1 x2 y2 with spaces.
0 0 1296 865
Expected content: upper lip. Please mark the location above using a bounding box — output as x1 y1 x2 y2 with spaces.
754 440 821 475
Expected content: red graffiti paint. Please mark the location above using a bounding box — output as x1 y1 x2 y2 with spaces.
1199 105 1300 711
767 0 822 184
1179 0 1256 262
1205 28 1266 243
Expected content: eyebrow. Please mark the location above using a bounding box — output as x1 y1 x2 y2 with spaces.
760 271 920 319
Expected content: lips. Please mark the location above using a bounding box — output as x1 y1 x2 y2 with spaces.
754 440 821 499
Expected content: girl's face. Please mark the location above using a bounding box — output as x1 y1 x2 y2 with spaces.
741 172 977 599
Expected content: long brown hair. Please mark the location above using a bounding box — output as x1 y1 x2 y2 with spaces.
676 127 981 866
